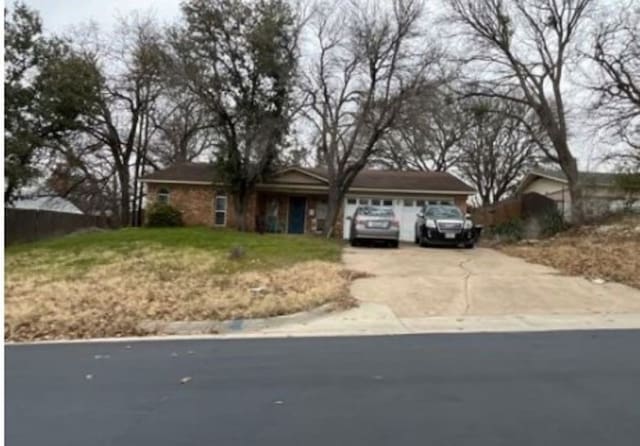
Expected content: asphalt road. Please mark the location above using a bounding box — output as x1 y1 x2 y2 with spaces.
6 331 640 446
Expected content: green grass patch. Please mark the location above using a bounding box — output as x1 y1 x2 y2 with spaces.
5 227 353 341
5 227 342 275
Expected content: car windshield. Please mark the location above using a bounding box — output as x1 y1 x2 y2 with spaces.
425 205 462 219
359 207 394 217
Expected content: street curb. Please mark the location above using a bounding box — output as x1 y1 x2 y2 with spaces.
8 313 640 347
138 303 337 335
6 303 340 346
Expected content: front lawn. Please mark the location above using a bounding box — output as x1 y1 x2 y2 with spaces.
5 227 352 341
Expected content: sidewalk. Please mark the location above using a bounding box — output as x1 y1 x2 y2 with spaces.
254 302 640 337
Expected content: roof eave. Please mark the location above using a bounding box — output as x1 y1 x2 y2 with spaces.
140 179 215 185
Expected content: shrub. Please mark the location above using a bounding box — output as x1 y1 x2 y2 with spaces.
145 202 183 227
491 218 524 241
539 208 568 237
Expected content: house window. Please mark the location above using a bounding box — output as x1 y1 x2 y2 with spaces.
383 199 393 207
371 199 381 206
416 200 425 207
316 201 328 232
214 191 227 226
157 188 170 204
266 198 280 233
347 198 356 205
404 199 414 207
358 198 368 205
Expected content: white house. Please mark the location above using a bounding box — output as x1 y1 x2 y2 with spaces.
517 168 640 220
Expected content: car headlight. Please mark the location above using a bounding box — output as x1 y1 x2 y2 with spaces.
464 220 473 229
426 219 436 229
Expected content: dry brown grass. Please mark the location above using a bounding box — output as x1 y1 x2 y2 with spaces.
5 245 355 341
500 215 640 289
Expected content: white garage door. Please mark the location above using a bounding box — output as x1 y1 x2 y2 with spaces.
343 196 456 242
399 199 423 242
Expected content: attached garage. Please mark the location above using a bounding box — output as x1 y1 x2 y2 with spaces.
342 196 458 242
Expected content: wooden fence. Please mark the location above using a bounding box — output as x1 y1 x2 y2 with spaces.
5 208 114 246
471 192 557 228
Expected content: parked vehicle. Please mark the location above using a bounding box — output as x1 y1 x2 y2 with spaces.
349 206 400 248
414 204 480 249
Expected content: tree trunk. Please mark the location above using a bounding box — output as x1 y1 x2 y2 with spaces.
233 191 247 231
118 168 130 227
323 184 342 238
560 155 584 224
567 175 584 225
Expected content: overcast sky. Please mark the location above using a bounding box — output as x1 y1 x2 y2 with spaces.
23 0 182 34
21 0 615 171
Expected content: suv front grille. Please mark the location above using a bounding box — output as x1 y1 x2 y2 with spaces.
437 222 462 232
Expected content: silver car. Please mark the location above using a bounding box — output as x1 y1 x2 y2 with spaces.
349 206 400 248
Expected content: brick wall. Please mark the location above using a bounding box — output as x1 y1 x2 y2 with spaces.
147 183 215 225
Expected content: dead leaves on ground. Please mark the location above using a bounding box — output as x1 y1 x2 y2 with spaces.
500 218 640 290
5 247 356 341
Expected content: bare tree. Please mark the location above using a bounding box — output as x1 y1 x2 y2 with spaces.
303 0 438 236
447 0 594 223
46 135 120 218
73 14 165 226
152 94 215 165
373 85 469 171
458 99 542 205
590 2 640 169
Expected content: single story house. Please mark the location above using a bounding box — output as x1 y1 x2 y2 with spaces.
517 168 640 219
141 163 475 241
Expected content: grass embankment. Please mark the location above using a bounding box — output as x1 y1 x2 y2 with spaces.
5 227 353 341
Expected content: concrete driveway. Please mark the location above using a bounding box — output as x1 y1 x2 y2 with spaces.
344 245 640 318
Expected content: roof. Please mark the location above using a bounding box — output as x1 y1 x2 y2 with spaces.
518 168 624 193
531 167 620 186
141 163 476 194
301 167 475 193
10 196 84 214
141 162 216 184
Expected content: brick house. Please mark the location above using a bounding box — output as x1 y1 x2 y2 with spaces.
141 163 475 241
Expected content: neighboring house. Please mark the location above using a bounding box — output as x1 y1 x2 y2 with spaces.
517 168 640 220
9 195 84 215
140 163 475 242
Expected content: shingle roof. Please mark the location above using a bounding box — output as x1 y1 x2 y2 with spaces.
142 163 476 194
530 167 621 187
142 163 216 183
10 196 84 214
301 167 475 192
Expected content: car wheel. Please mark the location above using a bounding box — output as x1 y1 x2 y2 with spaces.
464 242 475 249
350 238 358 247
391 240 399 249
414 231 419 244
419 230 430 248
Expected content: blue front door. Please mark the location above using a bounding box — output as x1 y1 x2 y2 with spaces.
288 197 306 234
